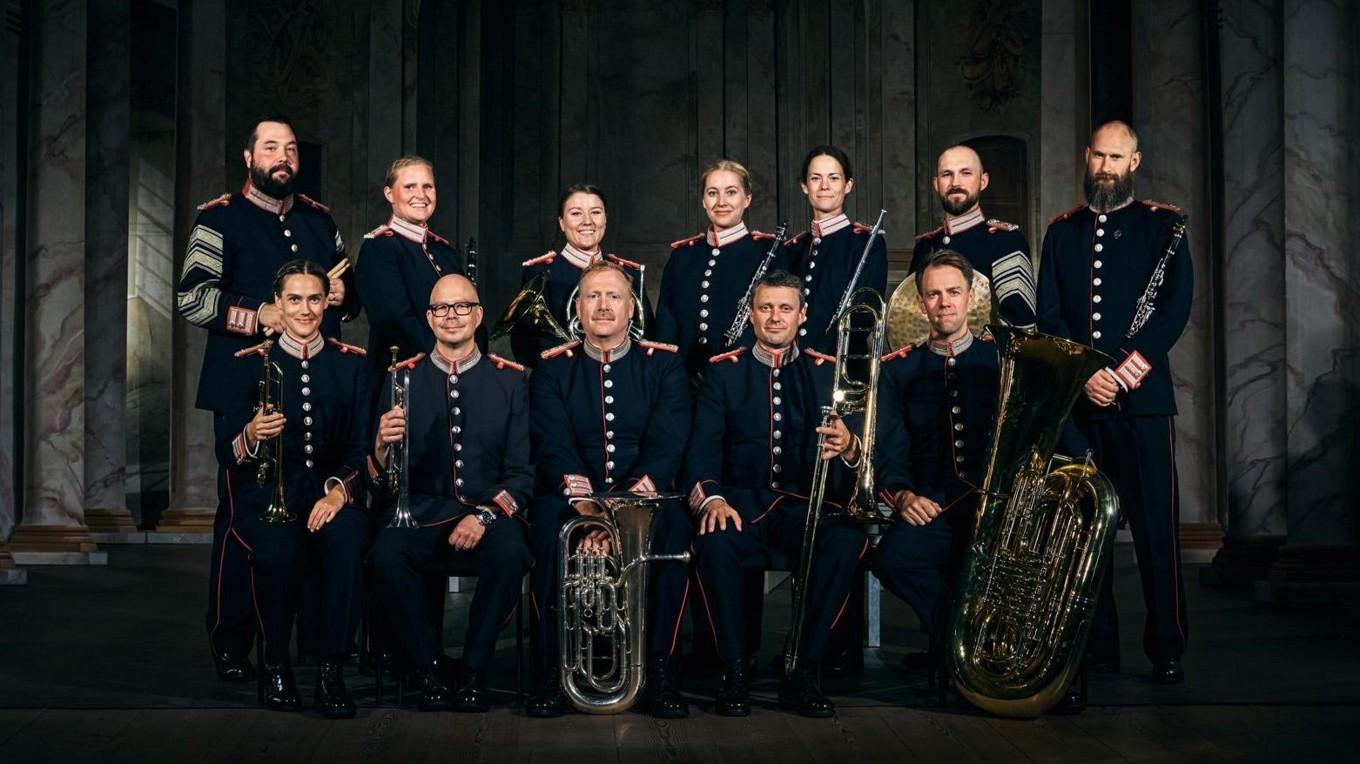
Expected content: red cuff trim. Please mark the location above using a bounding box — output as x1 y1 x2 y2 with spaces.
689 481 713 512
1114 350 1152 390
339 468 359 504
493 489 519 517
630 475 657 494
232 431 250 465
226 305 258 335
563 474 593 498
367 454 383 481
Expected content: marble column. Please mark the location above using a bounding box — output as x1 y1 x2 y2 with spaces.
1271 0 1360 598
0 0 21 544
8 0 107 565
1133 0 1222 560
1039 0 1084 222
155 0 226 541
1210 0 1288 583
83 0 139 544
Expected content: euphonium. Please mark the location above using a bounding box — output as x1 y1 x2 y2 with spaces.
255 341 293 524
558 492 690 714
948 326 1120 718
386 346 417 529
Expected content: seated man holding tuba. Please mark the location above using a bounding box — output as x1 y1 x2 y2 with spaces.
525 260 693 718
872 250 1000 653
368 274 534 713
215 259 375 717
686 269 865 719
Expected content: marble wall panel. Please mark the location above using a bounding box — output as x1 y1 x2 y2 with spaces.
1281 0 1359 546
1219 0 1287 538
84 0 131 515
24 0 88 527
0 10 20 537
1133 0 1217 526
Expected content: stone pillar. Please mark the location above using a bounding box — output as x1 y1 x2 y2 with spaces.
1209 0 1288 583
1270 0 1360 602
7 0 107 565
154 0 225 542
1133 0 1222 559
1039 0 1084 221
0 0 22 546
83 0 139 544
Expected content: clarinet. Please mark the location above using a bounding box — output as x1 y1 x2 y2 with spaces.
1125 217 1187 339
465 237 479 287
824 208 886 334
723 220 788 347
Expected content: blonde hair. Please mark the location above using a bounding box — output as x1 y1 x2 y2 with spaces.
701 159 753 196
384 155 434 188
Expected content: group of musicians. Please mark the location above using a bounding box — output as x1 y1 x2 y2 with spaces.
177 115 1191 719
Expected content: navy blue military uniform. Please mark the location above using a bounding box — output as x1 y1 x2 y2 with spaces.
912 207 1037 329
178 180 360 664
1038 198 1192 666
872 334 999 637
354 215 468 378
686 344 868 663
527 337 692 663
656 224 790 376
213 334 374 663
511 246 653 367
785 213 888 354
368 347 534 673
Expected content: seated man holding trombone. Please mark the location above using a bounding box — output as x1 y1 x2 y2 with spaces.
686 269 867 718
215 259 374 718
368 273 534 713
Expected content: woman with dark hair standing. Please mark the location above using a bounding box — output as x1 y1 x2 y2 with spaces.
783 145 887 354
656 159 790 376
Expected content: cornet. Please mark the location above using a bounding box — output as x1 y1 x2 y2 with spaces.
386 346 417 528
255 340 293 524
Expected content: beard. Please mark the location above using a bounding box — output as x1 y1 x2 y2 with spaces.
249 162 295 198
1084 168 1135 212
939 187 979 217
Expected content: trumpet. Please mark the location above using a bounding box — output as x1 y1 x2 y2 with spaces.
386 346 417 528
254 340 293 524
558 492 690 713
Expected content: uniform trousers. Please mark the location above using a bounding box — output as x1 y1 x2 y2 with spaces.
529 496 693 663
872 510 970 639
369 518 532 670
691 501 869 662
1077 413 1188 664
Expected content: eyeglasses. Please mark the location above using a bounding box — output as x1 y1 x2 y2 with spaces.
428 301 481 317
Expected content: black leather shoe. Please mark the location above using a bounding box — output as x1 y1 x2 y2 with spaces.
715 659 750 717
418 657 457 711
316 658 356 719
213 650 255 682
526 671 568 718
1048 680 1087 715
645 655 689 719
1151 660 1184 684
454 670 490 713
262 662 302 711
779 663 834 718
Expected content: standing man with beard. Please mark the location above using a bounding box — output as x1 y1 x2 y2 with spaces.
177 114 359 682
912 145 1036 330
1038 120 1193 685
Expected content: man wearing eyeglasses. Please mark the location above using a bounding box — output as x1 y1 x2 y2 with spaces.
368 274 534 713
524 260 692 719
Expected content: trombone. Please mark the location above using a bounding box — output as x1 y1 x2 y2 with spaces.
386 346 417 528
255 340 293 523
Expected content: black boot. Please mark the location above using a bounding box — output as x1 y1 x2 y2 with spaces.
213 649 255 682
418 656 456 712
645 655 689 719
1049 678 1087 715
779 661 834 718
714 659 750 717
262 661 302 712
1151 659 1185 684
315 658 356 719
454 668 490 713
526 663 568 718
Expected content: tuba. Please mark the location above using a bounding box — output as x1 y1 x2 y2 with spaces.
255 341 293 524
490 270 573 343
948 325 1120 717
558 492 690 713
385 346 417 528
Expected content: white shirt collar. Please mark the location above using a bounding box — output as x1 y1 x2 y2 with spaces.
811 213 850 239
387 215 428 243
561 243 602 269
707 221 749 248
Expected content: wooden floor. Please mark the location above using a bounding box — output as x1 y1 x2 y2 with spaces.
1 545 1358 762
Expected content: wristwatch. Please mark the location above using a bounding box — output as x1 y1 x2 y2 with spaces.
475 507 499 527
